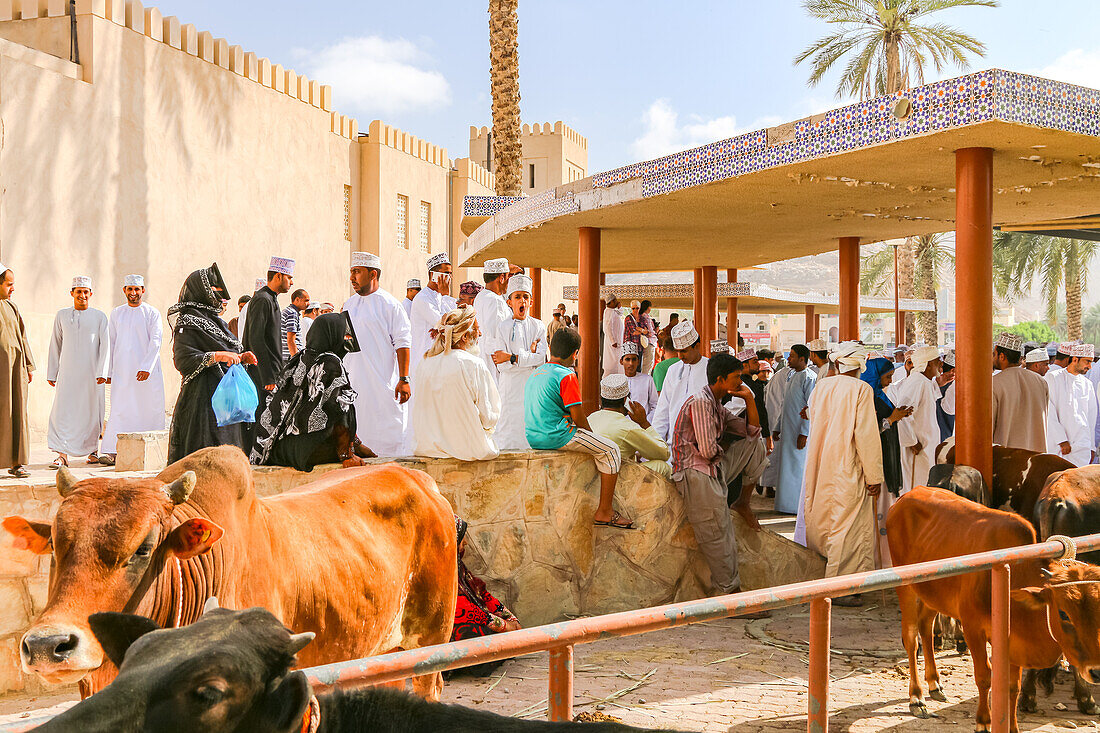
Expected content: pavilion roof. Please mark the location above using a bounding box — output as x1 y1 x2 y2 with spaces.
459 69 1100 274
563 281 934 314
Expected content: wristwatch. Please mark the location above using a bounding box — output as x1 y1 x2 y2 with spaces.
399 376 411 384
510 354 518 365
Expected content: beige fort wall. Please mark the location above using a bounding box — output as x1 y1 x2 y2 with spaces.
0 451 823 695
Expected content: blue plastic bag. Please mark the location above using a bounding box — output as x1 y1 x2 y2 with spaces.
211 363 259 427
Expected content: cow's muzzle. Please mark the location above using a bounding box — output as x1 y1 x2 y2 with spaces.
20 624 101 683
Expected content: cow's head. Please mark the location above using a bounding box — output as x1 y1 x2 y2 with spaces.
33 603 315 733
3 468 223 685
1014 561 1100 683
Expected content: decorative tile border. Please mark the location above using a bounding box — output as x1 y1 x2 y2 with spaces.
562 282 934 313
461 69 1100 263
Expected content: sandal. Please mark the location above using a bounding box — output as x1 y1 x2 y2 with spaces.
8 466 29 478
98 454 115 466
593 510 636 530
85 453 99 465
49 455 68 470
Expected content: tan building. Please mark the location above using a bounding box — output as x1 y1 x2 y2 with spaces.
470 121 588 192
0 1 579 437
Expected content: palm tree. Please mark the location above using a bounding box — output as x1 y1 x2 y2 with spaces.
861 234 954 344
796 0 996 338
992 232 1098 341
489 0 522 196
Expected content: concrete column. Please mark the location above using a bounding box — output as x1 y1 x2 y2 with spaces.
693 267 703 333
838 237 860 341
701 266 718 354
531 267 542 319
579 228 601 416
805 305 816 342
725 268 738 348
955 147 994 485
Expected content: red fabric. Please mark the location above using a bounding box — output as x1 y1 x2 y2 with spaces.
452 576 507 641
558 373 582 408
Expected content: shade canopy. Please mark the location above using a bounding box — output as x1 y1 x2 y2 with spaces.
459 69 1100 274
565 281 933 314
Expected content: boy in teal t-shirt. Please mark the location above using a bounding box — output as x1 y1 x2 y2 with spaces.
524 328 633 529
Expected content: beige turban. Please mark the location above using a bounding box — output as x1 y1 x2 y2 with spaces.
424 305 478 358
911 345 940 373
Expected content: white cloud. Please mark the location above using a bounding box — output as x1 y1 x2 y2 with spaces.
1036 48 1100 88
630 99 796 160
292 36 451 116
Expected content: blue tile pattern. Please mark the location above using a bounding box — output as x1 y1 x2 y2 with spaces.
462 69 1100 260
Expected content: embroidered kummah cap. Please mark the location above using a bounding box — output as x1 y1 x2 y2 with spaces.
254 278 266 292
71 276 92 289
460 281 482 297
406 278 421 290
507 274 533 296
600 374 631 401
483 258 509 275
268 256 295 276
994 332 1024 352
710 340 730 354
735 348 758 361
807 338 827 352
759 360 773 373
426 252 450 270
123 274 144 287
1057 342 1075 356
1071 343 1095 359
1025 348 1049 363
621 342 639 356
351 252 381 270
307 301 321 310
942 351 955 368
671 320 699 350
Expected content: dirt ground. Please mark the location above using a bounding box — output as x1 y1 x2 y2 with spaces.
2 598 1098 731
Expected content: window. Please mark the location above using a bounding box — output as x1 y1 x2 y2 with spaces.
529 163 536 189
757 321 767 332
419 201 431 253
396 195 408 249
343 185 352 242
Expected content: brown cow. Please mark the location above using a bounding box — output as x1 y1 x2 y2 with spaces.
2 446 457 700
937 440 1074 520
889 487 1100 733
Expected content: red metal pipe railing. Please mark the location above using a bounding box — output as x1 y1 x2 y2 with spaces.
4 534 1094 733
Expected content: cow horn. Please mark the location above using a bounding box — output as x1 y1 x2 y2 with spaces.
287 632 315 655
164 471 197 505
57 467 78 498
202 597 220 616
1040 567 1055 579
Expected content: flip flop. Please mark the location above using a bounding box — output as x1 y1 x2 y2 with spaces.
98 454 115 466
593 510 635 530
8 467 29 478
49 455 68 470
85 453 99 465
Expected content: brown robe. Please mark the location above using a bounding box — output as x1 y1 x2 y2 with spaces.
0 299 34 467
992 365 1048 453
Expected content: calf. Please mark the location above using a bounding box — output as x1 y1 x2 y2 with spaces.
888 487 1100 733
30 604 677 733
937 440 1073 521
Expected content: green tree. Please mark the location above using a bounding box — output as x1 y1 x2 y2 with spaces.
861 234 953 344
993 320 1059 344
992 232 1097 340
796 0 996 340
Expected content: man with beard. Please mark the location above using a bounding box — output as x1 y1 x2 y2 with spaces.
100 275 165 466
243 257 294 420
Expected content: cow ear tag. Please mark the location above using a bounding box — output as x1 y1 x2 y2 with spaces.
2 517 52 554
167 518 224 560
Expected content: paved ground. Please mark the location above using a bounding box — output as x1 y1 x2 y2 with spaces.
3 598 1098 731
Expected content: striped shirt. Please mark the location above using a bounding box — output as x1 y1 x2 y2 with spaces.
671 386 761 477
281 304 300 359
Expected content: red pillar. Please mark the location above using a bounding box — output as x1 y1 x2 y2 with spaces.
579 228 601 416
838 237 860 341
955 147 994 486
808 598 832 733
991 564 1011 733
530 267 542 319
693 267 703 334
701 266 718 354
897 310 908 343
725 268 739 348
805 305 816 342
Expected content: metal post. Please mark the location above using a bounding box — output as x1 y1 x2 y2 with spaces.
955 147 994 486
808 598 831 733
838 237 860 341
579 228 601 415
805 305 816 342
548 645 574 722
726 268 738 348
991 564 1011 733
531 267 542 319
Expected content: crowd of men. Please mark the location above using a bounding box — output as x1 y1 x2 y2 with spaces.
3 254 1100 608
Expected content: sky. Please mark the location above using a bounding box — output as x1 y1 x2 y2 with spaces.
140 0 1100 173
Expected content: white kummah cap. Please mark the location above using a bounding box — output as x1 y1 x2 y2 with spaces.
1071 343 1095 359
1057 342 1075 356
71 275 92 290
0 262 7 274
601 374 631 401
994 332 1024 352
942 351 955 368
710 340 729 354
351 252 381 270
483 258 509 275
123 274 144 287
1025 347 1049 363
406 278 421 290
507 274 532 296
621 342 639 357
807 338 827 352
671 320 699 350
911 345 940 372
269 256 295 275
735 348 757 361
426 252 450 270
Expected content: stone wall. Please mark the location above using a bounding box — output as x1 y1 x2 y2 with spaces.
0 450 826 695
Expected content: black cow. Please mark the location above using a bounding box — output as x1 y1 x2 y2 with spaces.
927 464 990 506
31 604 678 733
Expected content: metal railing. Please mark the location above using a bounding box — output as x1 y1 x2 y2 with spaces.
4 533 1096 733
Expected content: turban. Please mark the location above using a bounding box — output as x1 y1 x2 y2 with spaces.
460 281 482 297
911 345 940 373
424 305 478 358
